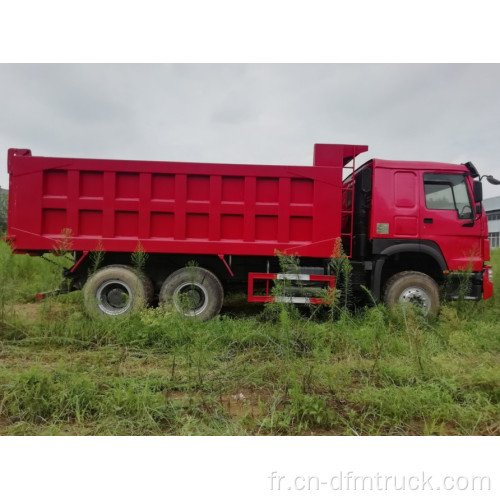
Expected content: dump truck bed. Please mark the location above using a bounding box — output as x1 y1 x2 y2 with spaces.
6 146 357 258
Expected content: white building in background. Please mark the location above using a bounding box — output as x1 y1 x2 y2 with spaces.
484 196 500 249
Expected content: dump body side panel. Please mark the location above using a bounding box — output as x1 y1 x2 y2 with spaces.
7 152 344 258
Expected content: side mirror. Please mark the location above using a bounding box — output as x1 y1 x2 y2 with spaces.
485 175 500 186
473 180 483 203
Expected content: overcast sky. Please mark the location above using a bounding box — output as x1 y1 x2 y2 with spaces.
1 64 500 197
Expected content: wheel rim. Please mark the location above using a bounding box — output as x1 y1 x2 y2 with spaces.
399 286 431 313
96 280 133 315
173 282 208 317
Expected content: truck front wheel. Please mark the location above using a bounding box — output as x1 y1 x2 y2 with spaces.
383 271 440 317
83 265 153 318
159 267 224 321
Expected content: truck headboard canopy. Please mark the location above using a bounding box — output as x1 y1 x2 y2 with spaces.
313 144 368 167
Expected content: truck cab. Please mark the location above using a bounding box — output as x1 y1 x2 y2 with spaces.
350 157 493 313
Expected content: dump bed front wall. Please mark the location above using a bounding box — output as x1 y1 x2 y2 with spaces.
8 156 344 258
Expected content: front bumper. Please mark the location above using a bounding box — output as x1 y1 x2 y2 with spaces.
483 265 493 300
444 266 493 301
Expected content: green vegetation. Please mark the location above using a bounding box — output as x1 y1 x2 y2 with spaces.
0 188 7 234
0 240 499 435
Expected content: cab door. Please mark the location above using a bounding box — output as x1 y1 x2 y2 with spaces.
420 172 482 271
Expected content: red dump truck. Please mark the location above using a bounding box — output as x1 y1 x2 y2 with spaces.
5 144 494 319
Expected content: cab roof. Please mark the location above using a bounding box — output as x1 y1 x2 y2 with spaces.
370 158 470 173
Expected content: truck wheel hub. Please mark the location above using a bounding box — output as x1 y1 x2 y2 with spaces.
96 280 132 314
399 287 430 311
174 282 208 316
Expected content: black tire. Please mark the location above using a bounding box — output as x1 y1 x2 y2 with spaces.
159 267 224 321
83 265 153 318
383 271 440 317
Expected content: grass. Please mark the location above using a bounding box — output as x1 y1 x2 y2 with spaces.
0 240 499 435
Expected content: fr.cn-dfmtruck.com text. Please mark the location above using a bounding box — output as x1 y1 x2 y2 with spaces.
268 471 492 492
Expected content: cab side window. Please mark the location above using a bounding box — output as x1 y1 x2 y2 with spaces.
424 173 473 219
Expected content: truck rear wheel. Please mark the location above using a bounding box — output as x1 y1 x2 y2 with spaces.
83 265 153 318
159 267 224 321
383 271 440 317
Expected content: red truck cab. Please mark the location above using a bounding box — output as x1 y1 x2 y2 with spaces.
348 156 493 312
